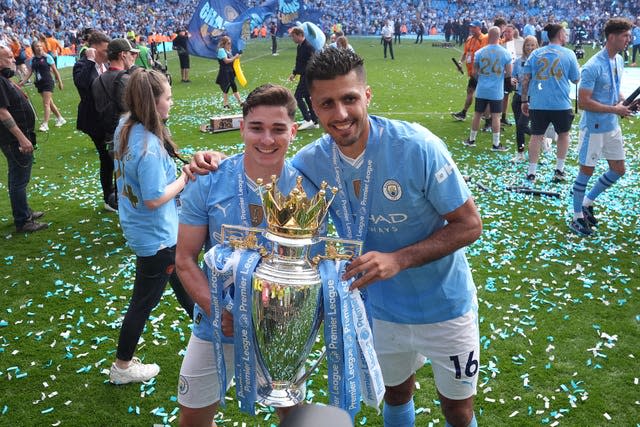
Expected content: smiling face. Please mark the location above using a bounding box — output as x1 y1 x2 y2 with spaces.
240 104 297 181
309 70 371 159
155 82 173 121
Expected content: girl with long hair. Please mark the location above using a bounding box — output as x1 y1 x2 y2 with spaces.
215 35 242 109
19 40 65 132
109 68 194 384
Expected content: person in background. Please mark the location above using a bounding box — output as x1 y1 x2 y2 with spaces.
631 18 640 66
73 31 114 212
0 45 47 232
173 29 191 83
19 40 65 132
521 23 580 183
288 26 318 130
451 20 488 121
109 68 194 385
570 18 635 236
134 35 154 69
215 36 242 109
270 21 278 56
463 26 512 151
511 35 538 162
381 20 394 59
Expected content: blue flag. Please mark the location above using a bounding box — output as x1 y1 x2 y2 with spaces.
187 0 324 58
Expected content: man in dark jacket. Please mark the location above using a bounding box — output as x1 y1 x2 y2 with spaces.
72 31 116 212
288 27 318 130
0 46 47 232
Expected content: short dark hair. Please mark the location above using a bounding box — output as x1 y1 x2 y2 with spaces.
604 18 632 38
544 23 564 41
493 17 507 27
242 84 297 120
88 31 110 47
305 48 366 89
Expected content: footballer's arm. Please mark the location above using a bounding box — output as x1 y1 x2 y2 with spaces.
345 197 482 290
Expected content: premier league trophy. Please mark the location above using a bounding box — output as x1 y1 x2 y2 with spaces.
210 175 384 416
220 176 361 408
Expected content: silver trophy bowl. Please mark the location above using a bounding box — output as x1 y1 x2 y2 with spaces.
252 232 323 407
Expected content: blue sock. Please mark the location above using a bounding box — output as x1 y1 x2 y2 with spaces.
383 399 415 427
572 172 590 215
445 412 477 427
586 169 621 201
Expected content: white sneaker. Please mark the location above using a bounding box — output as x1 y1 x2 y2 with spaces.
543 138 552 152
55 117 67 127
513 152 525 162
39 123 49 132
298 120 315 130
109 357 160 384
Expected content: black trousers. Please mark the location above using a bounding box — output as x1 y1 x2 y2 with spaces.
116 246 194 361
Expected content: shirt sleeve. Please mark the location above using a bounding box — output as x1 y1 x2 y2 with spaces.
136 136 171 202
46 54 54 65
180 174 212 226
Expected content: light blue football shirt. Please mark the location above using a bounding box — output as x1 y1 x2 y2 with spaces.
114 122 179 257
524 44 580 110
293 116 477 324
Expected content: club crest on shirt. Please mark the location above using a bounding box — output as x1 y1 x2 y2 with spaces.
382 179 402 201
249 203 264 226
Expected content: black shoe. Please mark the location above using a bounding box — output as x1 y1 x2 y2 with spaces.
463 139 476 147
526 173 536 182
569 217 593 236
582 205 598 227
491 143 508 152
500 117 513 126
552 169 566 183
30 211 45 220
223 104 231 109
451 111 466 121
16 220 48 233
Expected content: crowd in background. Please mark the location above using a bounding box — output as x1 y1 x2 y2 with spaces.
1 0 639 52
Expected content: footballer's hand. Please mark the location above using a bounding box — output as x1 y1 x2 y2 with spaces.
222 309 234 337
343 251 402 291
186 150 227 180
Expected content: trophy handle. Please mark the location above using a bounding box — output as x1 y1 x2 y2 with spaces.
293 348 326 389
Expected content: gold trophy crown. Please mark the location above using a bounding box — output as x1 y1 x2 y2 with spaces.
258 175 337 238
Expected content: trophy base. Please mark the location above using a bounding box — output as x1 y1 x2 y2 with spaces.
257 382 305 407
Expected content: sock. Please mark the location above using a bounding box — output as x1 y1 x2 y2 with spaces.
572 172 590 217
383 400 415 427
582 196 594 207
586 169 622 201
528 163 537 175
469 130 477 141
556 158 566 171
445 412 477 427
492 132 500 146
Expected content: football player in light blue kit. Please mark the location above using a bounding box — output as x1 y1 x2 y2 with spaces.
521 23 580 182
175 84 303 427
464 26 512 151
293 48 482 427
570 18 636 236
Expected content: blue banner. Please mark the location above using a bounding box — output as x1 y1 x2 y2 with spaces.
187 0 324 57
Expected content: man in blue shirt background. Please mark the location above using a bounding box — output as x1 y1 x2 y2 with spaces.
570 18 636 236
521 23 580 182
464 26 512 151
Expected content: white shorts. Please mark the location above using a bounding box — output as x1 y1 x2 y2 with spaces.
178 334 235 408
372 306 480 400
577 127 625 167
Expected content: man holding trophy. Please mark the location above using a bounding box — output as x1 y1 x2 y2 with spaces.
176 83 382 426
188 48 483 426
175 84 305 426
291 48 483 427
